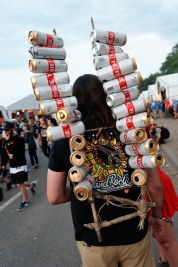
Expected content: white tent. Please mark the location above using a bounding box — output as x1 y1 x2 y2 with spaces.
6 94 40 121
0 105 9 121
156 73 178 102
148 84 159 101
0 105 6 111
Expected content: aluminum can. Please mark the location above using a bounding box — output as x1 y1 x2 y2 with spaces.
103 72 143 95
70 150 86 166
90 30 127 46
34 84 72 101
120 128 147 144
116 112 153 132
40 96 78 115
31 72 69 89
28 30 64 47
29 59 68 73
94 53 129 70
68 163 89 183
106 88 140 108
46 121 85 142
70 135 86 150
131 169 147 186
97 59 137 82
112 99 148 120
92 43 123 57
125 139 159 156
56 108 82 123
74 174 94 201
29 46 66 60
128 154 165 169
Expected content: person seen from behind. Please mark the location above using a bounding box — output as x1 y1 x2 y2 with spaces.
38 117 50 158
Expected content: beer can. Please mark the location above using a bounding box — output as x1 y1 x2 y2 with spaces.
40 97 78 115
94 53 129 70
29 46 66 60
116 112 153 132
125 139 159 156
112 99 148 120
31 72 69 89
74 174 94 201
29 59 68 73
28 30 64 47
90 30 127 46
97 59 137 82
103 72 143 95
106 88 140 108
70 150 86 166
120 128 147 144
56 108 82 123
92 43 123 57
131 169 147 186
68 163 89 183
33 84 72 101
70 135 86 150
128 154 165 169
46 121 85 142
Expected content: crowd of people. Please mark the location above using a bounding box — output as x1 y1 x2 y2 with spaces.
0 117 58 207
149 99 178 119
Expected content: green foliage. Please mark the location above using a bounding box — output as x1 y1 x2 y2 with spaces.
138 43 178 92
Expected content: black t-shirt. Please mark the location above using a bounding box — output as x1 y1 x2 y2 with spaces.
48 119 148 246
4 135 26 168
24 132 35 145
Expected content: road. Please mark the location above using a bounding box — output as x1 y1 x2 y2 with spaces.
0 149 178 267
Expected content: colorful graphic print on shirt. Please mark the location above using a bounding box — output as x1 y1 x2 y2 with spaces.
85 134 133 194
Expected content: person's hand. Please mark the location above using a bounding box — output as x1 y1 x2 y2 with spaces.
149 215 164 238
1 166 6 170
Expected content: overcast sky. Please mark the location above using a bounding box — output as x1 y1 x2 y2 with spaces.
0 0 177 107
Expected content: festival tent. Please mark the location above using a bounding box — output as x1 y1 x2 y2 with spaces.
148 84 159 101
0 105 9 121
6 94 40 121
156 73 178 103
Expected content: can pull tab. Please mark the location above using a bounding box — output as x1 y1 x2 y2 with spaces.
91 17 95 30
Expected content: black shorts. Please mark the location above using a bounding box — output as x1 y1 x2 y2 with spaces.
10 171 28 185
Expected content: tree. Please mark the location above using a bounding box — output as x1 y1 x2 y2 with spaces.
138 72 161 92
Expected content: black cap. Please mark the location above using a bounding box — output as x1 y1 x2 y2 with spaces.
0 121 14 130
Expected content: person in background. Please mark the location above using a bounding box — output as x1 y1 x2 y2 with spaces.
164 99 170 118
38 117 50 158
14 123 24 136
29 119 39 138
173 100 178 119
47 118 58 150
149 124 165 144
157 101 163 119
151 101 157 119
23 124 39 170
1 121 36 211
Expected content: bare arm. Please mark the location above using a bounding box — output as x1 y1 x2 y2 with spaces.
47 169 72 205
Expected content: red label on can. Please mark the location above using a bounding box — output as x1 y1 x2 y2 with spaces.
106 31 115 45
125 102 135 116
136 156 144 168
46 34 54 47
126 116 135 130
72 110 78 119
55 98 64 109
62 124 72 138
108 45 115 54
131 144 140 156
123 131 129 143
117 76 128 91
111 63 122 79
122 90 131 102
47 59 56 73
51 85 60 99
108 54 117 65
83 177 93 185
46 74 57 87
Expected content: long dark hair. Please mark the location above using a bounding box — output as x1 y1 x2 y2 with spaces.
72 74 115 129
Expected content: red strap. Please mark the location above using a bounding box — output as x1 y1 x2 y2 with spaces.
62 124 72 138
122 90 131 102
136 155 144 168
123 131 129 143
111 63 122 79
131 144 140 156
51 85 60 99
47 59 56 73
46 74 57 87
55 98 64 109
125 102 136 116
117 76 128 90
106 31 115 45
108 45 115 54
126 116 135 130
108 54 117 65
46 34 54 47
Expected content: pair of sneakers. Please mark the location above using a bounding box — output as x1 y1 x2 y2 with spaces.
17 183 36 211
